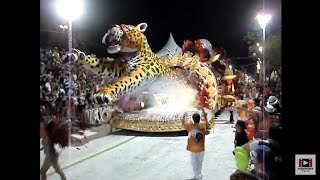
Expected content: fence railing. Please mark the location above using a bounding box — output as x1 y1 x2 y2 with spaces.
42 107 108 126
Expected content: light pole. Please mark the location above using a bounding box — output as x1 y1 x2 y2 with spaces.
256 8 271 147
59 24 69 32
56 0 84 55
256 13 271 86
58 24 69 48
55 0 83 140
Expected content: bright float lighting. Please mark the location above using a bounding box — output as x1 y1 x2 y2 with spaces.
141 102 145 108
256 43 260 47
144 77 198 114
256 13 272 30
56 0 84 21
259 47 263 52
229 65 233 69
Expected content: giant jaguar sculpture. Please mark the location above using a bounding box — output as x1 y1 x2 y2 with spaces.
71 23 220 132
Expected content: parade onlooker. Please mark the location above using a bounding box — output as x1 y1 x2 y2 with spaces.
230 170 258 180
40 47 102 125
267 96 282 123
250 144 276 180
234 120 249 147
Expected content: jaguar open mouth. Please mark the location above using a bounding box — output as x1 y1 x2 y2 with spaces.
102 26 124 54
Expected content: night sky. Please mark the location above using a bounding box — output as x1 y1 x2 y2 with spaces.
40 0 281 67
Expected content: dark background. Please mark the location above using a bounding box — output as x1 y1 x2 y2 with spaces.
40 0 281 63
3 0 318 179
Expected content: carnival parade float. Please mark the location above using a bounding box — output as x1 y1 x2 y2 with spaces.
221 67 237 107
69 22 232 132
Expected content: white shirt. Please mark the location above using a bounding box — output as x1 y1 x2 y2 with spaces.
59 88 65 94
45 82 51 92
73 74 77 81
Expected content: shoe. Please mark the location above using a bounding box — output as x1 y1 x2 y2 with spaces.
194 174 202 180
61 175 67 180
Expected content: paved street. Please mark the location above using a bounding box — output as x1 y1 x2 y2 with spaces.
42 111 236 180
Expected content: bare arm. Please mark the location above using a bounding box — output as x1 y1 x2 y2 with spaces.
201 109 210 130
46 137 58 156
182 112 188 127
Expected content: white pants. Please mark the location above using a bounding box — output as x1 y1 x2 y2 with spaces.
191 151 204 179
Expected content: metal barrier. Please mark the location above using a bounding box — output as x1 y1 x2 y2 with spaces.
83 107 107 125
42 107 107 126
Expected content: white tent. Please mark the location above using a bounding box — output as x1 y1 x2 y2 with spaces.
156 33 182 57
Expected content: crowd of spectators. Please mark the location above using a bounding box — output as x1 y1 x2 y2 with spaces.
230 95 283 180
40 47 104 126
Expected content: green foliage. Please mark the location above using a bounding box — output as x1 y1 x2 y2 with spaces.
244 28 281 72
265 29 281 71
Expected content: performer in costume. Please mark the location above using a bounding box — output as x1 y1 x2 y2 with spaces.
40 120 67 180
199 80 209 109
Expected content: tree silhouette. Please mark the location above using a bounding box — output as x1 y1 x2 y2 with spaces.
244 27 281 76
